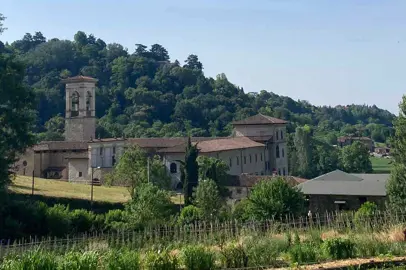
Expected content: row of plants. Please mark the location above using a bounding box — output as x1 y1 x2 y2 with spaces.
2 229 406 269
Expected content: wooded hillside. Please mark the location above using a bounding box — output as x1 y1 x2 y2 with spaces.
2 31 395 143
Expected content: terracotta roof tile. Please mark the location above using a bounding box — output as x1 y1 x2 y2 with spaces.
61 75 98 83
232 113 287 125
159 137 264 153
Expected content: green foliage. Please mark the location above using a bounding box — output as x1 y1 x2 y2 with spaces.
143 250 179 270
193 179 221 220
197 156 230 197
184 138 199 206
0 250 58 270
181 245 215 270
0 13 6 34
321 238 355 260
178 205 201 225
232 198 251 221
107 145 170 197
288 242 318 264
354 201 378 227
388 96 406 211
59 251 99 270
341 141 372 173
104 209 130 231
126 183 175 228
245 237 289 267
220 244 249 268
105 249 140 270
45 204 72 237
246 177 305 220
70 209 96 233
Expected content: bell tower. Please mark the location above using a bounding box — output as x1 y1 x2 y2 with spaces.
62 76 97 142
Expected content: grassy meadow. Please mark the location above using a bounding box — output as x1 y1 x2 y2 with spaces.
371 156 393 173
9 175 183 204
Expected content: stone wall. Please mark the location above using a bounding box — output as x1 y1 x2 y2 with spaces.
68 159 89 182
65 117 96 142
307 194 386 213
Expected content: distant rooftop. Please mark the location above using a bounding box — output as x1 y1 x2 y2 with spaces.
232 113 287 125
297 170 389 196
61 75 98 84
337 136 372 142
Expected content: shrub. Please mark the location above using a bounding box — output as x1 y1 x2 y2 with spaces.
45 204 72 237
220 244 248 268
59 251 99 270
181 245 215 270
355 236 391 257
245 237 289 267
288 242 318 264
0 250 58 270
322 238 355 260
70 209 96 233
104 209 130 231
178 205 201 225
354 202 378 230
105 249 140 270
143 250 179 270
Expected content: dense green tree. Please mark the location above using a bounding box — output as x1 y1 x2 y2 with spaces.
340 141 372 173
183 138 199 205
106 145 171 198
0 13 6 34
293 127 314 178
246 177 305 220
193 179 221 221
126 182 175 228
197 156 230 197
387 96 406 211
0 47 36 191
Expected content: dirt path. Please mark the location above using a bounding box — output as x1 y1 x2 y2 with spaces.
273 256 406 269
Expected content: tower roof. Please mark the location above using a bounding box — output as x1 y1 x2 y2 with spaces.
61 75 98 84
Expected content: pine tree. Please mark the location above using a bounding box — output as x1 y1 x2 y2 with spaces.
387 96 406 212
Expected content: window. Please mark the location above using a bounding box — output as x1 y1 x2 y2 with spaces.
255 172 258 175
261 171 264 175
78 172 82 177
71 91 79 117
260 153 263 161
113 146 116 154
276 145 280 158
244 156 246 164
170 163 177 173
99 148 103 155
280 130 284 140
236 156 239 165
283 168 286 176
359 197 367 205
229 158 232 167
112 155 116 166
249 155 252 163
86 91 92 112
278 169 281 175
282 148 285 158
276 130 279 140
255 154 258 162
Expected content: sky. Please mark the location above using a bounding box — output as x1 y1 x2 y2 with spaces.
1 0 406 114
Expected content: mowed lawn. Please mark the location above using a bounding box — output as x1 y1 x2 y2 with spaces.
10 175 184 204
371 156 393 173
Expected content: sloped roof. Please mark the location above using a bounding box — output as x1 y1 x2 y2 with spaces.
159 137 264 154
34 141 88 151
297 170 389 196
232 114 287 125
61 75 98 83
337 136 372 142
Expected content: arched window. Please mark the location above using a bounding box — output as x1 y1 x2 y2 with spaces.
170 163 177 173
276 145 280 158
71 91 79 117
86 91 92 113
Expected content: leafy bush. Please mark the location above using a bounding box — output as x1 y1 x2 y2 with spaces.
181 245 215 270
0 250 58 270
178 205 201 225
105 249 140 270
45 204 72 237
220 244 248 268
104 209 130 231
355 236 391 257
59 251 99 270
143 250 179 270
354 202 378 230
322 238 355 260
70 209 96 233
288 242 318 264
245 237 289 267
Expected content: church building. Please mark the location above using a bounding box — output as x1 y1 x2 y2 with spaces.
14 76 289 189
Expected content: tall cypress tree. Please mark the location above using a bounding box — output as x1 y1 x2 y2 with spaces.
184 137 199 205
387 96 406 212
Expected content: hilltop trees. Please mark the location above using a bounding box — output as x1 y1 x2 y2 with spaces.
340 141 372 173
